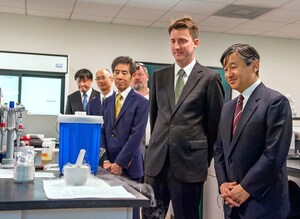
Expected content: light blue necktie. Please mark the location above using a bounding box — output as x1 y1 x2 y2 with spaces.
83 93 87 111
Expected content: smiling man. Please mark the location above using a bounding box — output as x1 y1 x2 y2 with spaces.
100 56 148 219
65 68 99 114
143 16 224 219
214 43 292 219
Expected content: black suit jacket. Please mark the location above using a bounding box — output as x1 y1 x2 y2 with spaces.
214 83 292 218
65 89 99 114
144 62 224 182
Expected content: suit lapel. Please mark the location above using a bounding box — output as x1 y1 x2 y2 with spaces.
166 65 176 111
172 62 203 114
229 83 265 155
114 89 135 125
76 91 84 110
105 94 116 127
223 101 236 148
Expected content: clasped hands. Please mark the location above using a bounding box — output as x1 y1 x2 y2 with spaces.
103 161 123 175
220 182 250 208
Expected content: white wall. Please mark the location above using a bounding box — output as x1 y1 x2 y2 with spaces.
1 13 300 112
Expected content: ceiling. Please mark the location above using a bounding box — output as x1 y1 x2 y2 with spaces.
1 0 300 40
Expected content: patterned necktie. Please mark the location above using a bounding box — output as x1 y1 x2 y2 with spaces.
175 69 185 104
115 94 123 119
232 95 244 136
82 93 87 111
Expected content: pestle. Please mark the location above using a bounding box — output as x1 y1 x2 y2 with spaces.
75 149 86 167
64 149 90 186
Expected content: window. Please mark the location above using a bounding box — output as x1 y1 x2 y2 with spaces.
0 51 68 115
0 75 19 103
21 76 63 115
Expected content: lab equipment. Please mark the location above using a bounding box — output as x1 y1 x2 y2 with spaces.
42 138 55 161
57 114 103 174
63 149 90 186
0 101 26 167
13 146 35 183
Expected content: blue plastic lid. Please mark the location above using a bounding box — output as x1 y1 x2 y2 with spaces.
9 101 15 108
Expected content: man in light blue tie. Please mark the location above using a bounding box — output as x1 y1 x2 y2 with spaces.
65 68 99 114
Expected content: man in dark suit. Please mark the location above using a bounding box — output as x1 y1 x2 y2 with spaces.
86 69 114 116
101 56 148 219
214 43 292 219
65 68 99 114
143 16 224 219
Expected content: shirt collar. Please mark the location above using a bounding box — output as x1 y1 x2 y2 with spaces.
117 86 131 101
101 89 113 99
240 79 261 107
81 87 92 97
174 58 196 77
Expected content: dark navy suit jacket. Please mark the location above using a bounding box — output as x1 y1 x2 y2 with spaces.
101 89 148 179
87 91 115 116
214 83 292 219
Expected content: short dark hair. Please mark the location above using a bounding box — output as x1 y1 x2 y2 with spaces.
220 43 260 75
111 56 137 75
74 68 93 80
168 16 198 40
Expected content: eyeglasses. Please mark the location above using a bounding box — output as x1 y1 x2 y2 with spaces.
95 76 112 81
136 62 145 69
135 62 148 72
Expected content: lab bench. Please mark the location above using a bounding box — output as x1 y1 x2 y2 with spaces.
0 168 149 219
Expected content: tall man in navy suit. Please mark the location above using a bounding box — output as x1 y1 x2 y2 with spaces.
143 16 224 219
65 68 99 114
86 69 114 115
101 56 148 219
214 43 292 219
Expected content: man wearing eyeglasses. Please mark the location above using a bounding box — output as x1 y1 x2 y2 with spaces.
65 68 99 114
86 69 114 115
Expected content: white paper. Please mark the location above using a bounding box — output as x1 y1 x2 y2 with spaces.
0 168 13 178
0 168 55 178
43 176 136 199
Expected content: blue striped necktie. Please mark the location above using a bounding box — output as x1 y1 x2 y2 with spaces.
83 93 87 111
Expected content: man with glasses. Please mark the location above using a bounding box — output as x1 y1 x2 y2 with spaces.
65 68 99 114
87 69 114 115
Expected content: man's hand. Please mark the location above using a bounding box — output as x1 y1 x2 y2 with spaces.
230 184 250 206
220 182 237 195
103 161 112 171
220 182 240 208
110 163 123 175
220 183 250 208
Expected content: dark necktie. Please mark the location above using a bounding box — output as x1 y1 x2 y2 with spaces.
175 69 185 104
82 93 87 111
232 95 244 136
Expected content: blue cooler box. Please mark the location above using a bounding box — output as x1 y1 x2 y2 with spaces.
57 115 103 174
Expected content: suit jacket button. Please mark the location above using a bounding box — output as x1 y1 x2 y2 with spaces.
111 133 115 137
170 124 174 128
228 159 232 164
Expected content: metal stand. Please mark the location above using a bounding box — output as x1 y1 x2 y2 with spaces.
0 101 25 167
